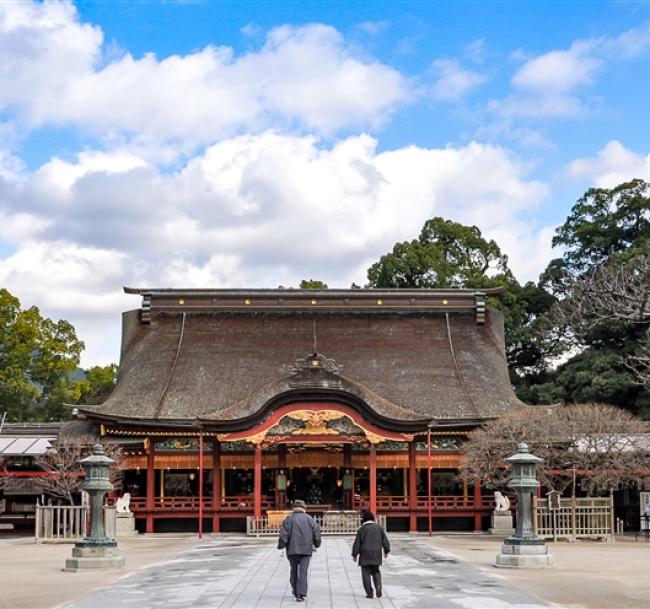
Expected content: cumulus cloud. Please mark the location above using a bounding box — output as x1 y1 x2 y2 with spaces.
493 23 650 119
0 132 551 364
430 59 486 101
0 0 102 124
0 1 410 152
512 41 600 93
0 1 563 368
565 140 650 187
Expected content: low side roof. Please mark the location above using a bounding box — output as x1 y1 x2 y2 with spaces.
0 436 55 456
79 288 524 427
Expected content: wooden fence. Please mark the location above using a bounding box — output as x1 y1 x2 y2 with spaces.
533 496 614 542
35 504 116 543
247 513 387 536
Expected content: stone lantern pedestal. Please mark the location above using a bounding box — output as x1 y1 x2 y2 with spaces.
64 445 125 571
495 443 554 569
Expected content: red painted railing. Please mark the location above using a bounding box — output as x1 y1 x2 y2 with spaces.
353 495 505 511
129 494 506 514
129 495 274 513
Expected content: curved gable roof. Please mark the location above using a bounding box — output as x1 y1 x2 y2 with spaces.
79 289 525 427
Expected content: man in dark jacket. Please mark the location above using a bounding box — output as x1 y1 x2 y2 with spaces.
278 499 322 602
351 510 391 599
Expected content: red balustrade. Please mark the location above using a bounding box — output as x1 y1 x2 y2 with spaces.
351 495 508 512
377 496 410 509
129 494 505 517
417 496 473 509
129 495 274 513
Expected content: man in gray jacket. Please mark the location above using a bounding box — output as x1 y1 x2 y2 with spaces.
278 500 322 602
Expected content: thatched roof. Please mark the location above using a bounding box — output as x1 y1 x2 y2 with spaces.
78 288 525 430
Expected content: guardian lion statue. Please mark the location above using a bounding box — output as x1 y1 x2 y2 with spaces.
493 491 510 512
116 492 131 514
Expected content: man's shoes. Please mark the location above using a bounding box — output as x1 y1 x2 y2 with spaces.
376 589 383 598
295 596 304 602
365 594 373 598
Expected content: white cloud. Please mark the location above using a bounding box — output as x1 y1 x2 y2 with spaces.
0 150 25 181
356 21 390 36
0 0 103 125
0 2 410 152
0 211 50 243
512 41 600 93
35 150 149 191
565 140 650 187
430 59 486 102
606 23 650 58
0 133 551 365
464 39 486 64
493 24 650 119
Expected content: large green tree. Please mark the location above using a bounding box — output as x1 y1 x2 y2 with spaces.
367 217 511 289
523 180 650 416
70 364 118 406
299 279 328 289
0 288 84 421
551 179 650 274
366 217 556 383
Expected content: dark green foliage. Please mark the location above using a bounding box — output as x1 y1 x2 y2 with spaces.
526 180 650 416
71 364 118 405
299 279 328 289
0 288 84 421
553 179 650 273
367 217 511 288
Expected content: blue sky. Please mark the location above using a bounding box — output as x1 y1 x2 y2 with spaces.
1 0 649 365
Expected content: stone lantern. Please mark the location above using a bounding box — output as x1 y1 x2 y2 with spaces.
64 444 125 571
495 442 554 568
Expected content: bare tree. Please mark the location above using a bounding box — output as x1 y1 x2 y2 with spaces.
547 252 650 383
625 330 650 385
462 404 650 494
34 434 122 505
550 251 649 324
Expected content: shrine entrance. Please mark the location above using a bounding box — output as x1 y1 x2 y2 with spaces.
286 467 344 509
116 400 490 534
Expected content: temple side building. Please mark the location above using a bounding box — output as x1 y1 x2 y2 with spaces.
75 287 525 533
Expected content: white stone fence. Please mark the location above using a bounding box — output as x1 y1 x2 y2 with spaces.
34 503 116 543
533 495 614 542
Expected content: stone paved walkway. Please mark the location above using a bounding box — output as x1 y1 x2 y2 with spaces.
64 535 554 609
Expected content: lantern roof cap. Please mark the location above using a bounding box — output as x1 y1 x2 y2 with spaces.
78 444 115 467
505 442 542 465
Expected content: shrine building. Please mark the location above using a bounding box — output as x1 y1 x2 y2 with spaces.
74 287 524 533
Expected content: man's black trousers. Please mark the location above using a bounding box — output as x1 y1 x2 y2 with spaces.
288 555 311 598
361 564 382 596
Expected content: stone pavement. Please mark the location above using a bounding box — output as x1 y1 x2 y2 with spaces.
64 535 552 609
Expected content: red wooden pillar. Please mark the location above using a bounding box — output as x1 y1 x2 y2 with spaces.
277 444 287 509
254 444 262 519
212 439 221 533
473 477 482 532
408 440 417 532
427 427 433 536
343 444 352 509
145 439 155 534
198 433 204 539
369 444 377 516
